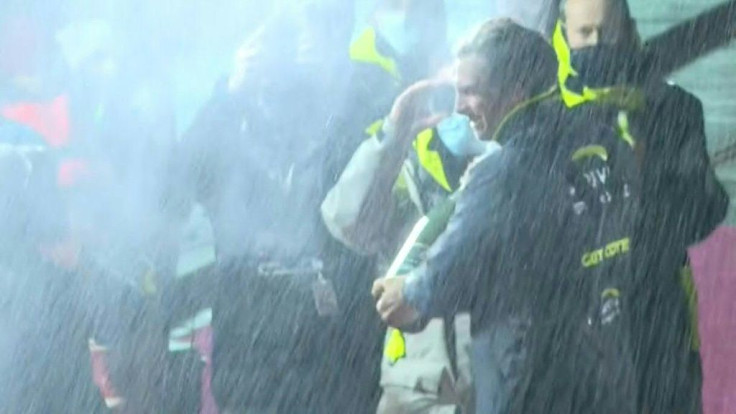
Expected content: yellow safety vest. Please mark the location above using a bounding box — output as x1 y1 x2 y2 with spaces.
349 28 457 363
350 27 454 196
350 27 401 82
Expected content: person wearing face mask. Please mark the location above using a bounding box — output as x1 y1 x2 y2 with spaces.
321 12 559 412
361 0 449 83
322 101 487 414
371 11 728 413
370 19 668 414
343 0 449 148
372 12 703 413
553 1 729 412
321 2 482 413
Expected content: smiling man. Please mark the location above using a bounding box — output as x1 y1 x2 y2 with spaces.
454 54 522 142
374 2 728 413
324 17 558 414
371 19 565 413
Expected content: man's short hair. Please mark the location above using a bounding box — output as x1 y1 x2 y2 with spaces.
558 0 639 49
558 0 633 23
457 19 557 97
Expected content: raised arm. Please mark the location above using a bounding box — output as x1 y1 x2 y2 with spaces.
321 80 449 254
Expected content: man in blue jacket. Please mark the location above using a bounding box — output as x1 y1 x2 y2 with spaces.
374 4 728 412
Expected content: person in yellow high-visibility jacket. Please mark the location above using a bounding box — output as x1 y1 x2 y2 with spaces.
322 8 547 414
322 2 481 412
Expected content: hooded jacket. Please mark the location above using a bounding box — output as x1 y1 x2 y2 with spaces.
403 75 727 412
553 22 729 412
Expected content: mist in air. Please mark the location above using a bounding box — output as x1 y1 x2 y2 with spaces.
0 0 733 413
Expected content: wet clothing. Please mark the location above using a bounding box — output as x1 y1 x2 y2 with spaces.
62 70 177 413
376 312 472 414
551 24 729 413
403 93 636 413
323 26 475 414
0 131 103 413
177 70 382 413
380 130 477 414
0 183 102 413
0 260 105 414
403 84 727 413
625 82 727 414
323 122 481 414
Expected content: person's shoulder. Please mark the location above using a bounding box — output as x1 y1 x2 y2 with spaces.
458 143 521 195
493 88 566 144
660 80 698 99
650 80 703 114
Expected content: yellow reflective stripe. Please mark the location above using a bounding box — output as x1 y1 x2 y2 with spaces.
413 128 452 192
617 111 636 148
365 119 384 137
581 237 630 268
349 27 401 80
552 21 589 108
385 328 407 364
553 20 643 150
491 86 558 143
552 21 639 109
601 288 621 299
572 145 609 162
595 88 645 110
680 264 701 351
353 27 396 140
552 21 605 107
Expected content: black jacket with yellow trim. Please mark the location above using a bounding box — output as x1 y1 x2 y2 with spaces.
404 90 639 413
403 78 728 412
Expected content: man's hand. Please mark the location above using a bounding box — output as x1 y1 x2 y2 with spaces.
388 79 453 139
372 276 420 328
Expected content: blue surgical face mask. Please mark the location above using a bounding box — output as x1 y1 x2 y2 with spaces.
436 114 497 157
